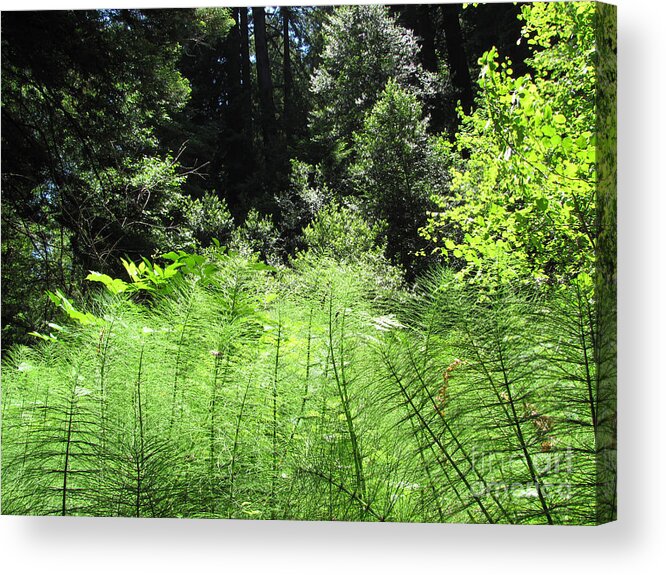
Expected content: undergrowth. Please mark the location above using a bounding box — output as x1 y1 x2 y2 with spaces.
1 249 598 523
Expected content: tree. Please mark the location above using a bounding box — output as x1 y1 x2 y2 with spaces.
440 3 473 115
239 8 253 138
1 9 231 347
392 2 529 136
309 4 434 187
160 9 237 209
282 7 295 147
351 80 446 278
421 2 597 289
252 7 279 178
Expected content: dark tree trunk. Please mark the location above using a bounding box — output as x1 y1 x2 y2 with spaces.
239 7 253 151
392 4 438 74
392 4 446 132
224 8 244 210
441 3 473 115
252 7 278 161
282 6 294 147
226 9 242 121
415 5 438 74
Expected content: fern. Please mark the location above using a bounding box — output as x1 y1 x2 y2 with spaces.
1 252 603 523
369 270 599 524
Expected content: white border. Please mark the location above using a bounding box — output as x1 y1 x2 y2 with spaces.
1 1 664 573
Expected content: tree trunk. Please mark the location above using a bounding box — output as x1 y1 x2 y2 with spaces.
282 6 294 147
252 7 278 158
441 3 473 115
392 4 438 73
239 7 253 152
225 8 244 184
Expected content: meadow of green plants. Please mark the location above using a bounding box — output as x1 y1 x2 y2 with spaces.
1 2 615 523
2 244 603 523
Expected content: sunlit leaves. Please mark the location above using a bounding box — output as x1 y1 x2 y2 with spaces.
422 2 597 288
47 289 101 326
86 272 129 295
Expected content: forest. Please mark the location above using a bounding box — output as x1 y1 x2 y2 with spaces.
1 2 616 524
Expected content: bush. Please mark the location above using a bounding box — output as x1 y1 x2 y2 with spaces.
231 209 283 266
298 201 403 295
180 191 235 250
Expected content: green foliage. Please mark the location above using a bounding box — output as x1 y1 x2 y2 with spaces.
46 289 102 326
1 202 73 346
2 250 600 523
28 289 102 341
87 154 192 256
286 160 330 218
1 4 613 525
310 4 434 177
351 80 447 277
421 2 597 288
1 9 222 347
298 200 403 295
86 251 218 299
273 160 331 254
192 7 234 41
373 269 598 523
301 201 383 262
180 191 235 250
231 209 282 267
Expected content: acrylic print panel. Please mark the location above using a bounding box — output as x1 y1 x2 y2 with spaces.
1 2 616 524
